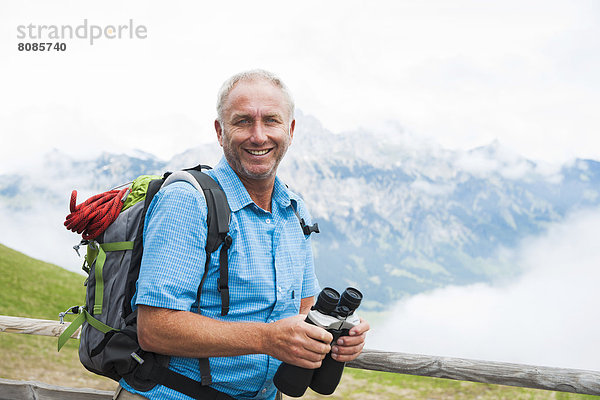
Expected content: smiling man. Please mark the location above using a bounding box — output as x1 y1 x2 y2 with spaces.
215 75 295 211
116 70 369 400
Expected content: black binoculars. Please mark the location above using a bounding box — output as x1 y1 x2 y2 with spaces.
273 287 363 397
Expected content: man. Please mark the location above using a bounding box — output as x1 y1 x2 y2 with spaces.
117 70 369 400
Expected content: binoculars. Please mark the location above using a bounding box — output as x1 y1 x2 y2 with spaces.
273 287 363 397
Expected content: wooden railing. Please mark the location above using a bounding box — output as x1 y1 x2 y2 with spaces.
347 350 600 396
1 315 599 397
0 378 113 400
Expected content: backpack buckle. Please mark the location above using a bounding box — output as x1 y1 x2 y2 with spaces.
300 219 320 235
131 352 145 365
59 305 82 324
73 239 89 257
217 278 228 293
216 278 230 316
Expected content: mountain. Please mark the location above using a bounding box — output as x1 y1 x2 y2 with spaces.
1 112 600 310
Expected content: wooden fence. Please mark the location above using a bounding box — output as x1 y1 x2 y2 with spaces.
0 378 113 400
1 315 599 398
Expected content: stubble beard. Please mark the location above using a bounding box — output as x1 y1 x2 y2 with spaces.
221 129 291 182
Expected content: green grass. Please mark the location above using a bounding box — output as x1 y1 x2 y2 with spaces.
338 368 599 399
0 243 117 390
0 243 597 398
0 243 85 321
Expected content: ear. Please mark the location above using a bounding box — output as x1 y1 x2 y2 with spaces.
215 120 224 146
289 119 296 140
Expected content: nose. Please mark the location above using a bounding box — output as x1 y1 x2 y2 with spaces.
249 121 268 144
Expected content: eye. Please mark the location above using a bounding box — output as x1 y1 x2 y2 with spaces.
235 118 251 125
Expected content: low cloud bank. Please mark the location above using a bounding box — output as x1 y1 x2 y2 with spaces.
0 205 82 272
368 208 600 371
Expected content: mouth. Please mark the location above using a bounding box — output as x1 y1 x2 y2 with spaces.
245 149 272 156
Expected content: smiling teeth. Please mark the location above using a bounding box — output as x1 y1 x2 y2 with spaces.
248 149 270 155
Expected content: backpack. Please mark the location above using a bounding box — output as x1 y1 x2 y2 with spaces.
59 165 235 400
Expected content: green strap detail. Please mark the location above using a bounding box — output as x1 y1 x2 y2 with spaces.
57 308 116 351
58 311 85 351
85 309 115 334
93 241 134 315
94 245 106 314
101 241 134 252
86 245 99 271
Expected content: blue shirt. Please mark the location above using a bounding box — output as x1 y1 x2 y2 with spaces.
121 158 320 400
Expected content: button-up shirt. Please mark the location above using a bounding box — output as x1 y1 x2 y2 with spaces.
121 158 320 400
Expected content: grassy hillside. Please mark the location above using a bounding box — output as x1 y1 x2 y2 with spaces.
0 243 117 390
0 243 596 398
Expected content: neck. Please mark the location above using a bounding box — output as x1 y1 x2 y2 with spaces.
238 174 276 212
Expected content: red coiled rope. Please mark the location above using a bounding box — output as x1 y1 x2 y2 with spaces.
64 187 128 240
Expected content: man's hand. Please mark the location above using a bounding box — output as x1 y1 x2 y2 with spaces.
266 314 333 369
330 318 370 362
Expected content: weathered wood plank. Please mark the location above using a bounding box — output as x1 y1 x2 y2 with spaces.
0 378 113 400
347 349 600 396
0 315 80 339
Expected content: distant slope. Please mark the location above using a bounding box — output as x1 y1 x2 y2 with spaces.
0 243 116 390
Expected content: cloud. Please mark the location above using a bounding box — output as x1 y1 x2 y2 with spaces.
0 204 83 272
1 0 600 168
368 207 600 371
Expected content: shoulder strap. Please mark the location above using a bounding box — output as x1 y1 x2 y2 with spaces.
184 169 231 252
183 168 232 317
128 169 232 312
181 168 233 386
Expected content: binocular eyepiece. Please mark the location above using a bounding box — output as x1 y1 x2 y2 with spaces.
273 287 363 397
313 287 362 316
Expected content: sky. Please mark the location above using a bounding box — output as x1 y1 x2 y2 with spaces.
1 0 599 375
1 0 599 171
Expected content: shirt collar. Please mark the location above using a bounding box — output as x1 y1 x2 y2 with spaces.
211 157 296 212
211 158 254 212
272 175 295 211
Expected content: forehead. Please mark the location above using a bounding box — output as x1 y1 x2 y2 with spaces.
223 79 289 118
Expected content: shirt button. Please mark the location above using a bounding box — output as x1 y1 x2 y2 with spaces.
265 219 271 224
261 388 267 394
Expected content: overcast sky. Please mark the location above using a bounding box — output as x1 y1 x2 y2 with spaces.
1 0 599 170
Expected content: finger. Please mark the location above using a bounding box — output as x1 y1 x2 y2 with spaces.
302 339 331 357
330 351 362 363
348 319 370 336
331 343 365 363
331 342 364 357
336 332 366 346
294 358 323 369
305 325 333 344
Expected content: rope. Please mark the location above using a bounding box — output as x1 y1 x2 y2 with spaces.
64 188 128 240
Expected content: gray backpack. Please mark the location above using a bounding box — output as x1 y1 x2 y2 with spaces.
59 166 235 400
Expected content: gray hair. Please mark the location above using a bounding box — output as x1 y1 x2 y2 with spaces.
216 69 295 124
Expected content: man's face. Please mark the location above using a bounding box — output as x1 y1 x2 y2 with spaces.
216 79 295 183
